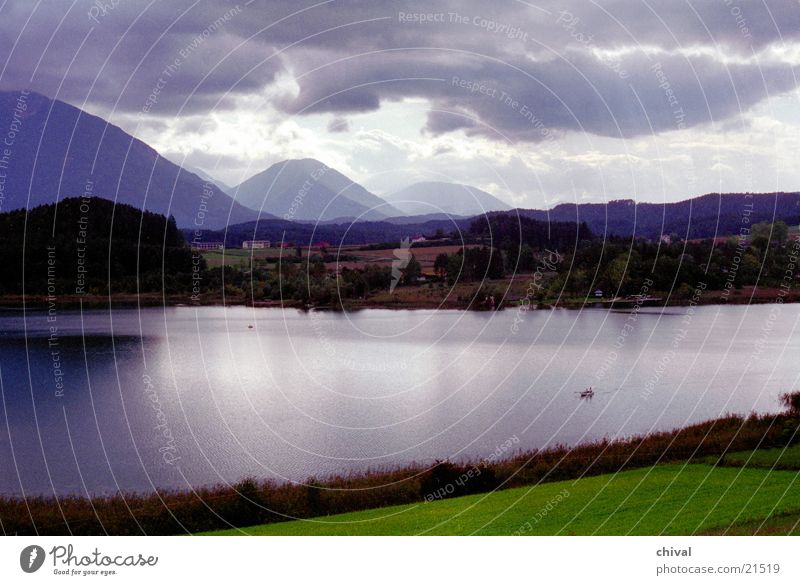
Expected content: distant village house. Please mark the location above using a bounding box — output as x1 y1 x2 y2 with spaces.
242 240 271 249
191 241 224 250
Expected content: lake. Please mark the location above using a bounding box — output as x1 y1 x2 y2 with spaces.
1 303 798 496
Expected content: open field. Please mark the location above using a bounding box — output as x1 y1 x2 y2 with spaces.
703 511 800 535
325 244 477 272
202 463 800 536
201 247 290 267
200 244 477 271
722 444 800 470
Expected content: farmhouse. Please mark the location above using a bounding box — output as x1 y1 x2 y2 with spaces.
190 241 224 250
242 240 271 249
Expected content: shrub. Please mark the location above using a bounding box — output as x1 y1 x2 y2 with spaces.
780 391 800 415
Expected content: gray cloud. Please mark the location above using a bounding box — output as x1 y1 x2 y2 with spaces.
0 1 282 116
327 116 350 132
0 0 797 142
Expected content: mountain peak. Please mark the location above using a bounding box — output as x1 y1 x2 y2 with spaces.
383 181 512 217
231 158 403 221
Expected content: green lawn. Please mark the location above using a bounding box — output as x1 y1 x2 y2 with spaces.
723 444 800 470
201 463 800 536
201 248 280 267
703 511 800 535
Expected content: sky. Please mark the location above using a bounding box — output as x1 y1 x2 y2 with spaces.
1 0 798 209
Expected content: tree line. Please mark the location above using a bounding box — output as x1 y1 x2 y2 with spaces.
0 198 196 295
550 221 797 298
4 198 794 304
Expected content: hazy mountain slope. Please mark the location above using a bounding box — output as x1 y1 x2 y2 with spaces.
0 90 257 229
186 165 234 195
231 158 403 221
383 181 512 216
204 191 800 248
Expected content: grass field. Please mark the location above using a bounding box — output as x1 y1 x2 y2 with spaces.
201 244 476 271
723 444 800 470
201 248 282 267
202 463 800 536
704 511 800 535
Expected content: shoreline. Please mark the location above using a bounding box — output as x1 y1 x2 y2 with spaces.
2 285 798 312
1 409 794 535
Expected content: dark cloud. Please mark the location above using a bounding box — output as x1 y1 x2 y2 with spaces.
265 0 800 139
327 117 350 132
424 108 478 135
0 0 797 141
0 1 283 116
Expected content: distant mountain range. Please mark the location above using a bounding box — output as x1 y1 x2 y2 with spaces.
2 91 797 239
0 91 258 229
197 191 800 248
382 181 512 216
515 193 800 240
224 159 514 222
0 87 513 226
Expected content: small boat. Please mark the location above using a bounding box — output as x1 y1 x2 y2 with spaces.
579 387 594 399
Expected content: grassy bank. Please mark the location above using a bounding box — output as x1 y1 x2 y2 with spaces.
1 411 796 536
3 284 799 312
202 463 800 536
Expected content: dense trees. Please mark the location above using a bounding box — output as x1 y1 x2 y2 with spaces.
0 197 196 295
470 214 592 260
444 247 505 283
259 262 393 304
401 254 422 285
550 222 799 298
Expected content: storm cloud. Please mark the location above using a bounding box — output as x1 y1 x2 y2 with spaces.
0 0 797 143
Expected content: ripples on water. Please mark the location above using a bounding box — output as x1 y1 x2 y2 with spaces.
0 304 798 496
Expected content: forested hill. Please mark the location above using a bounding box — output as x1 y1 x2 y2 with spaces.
0 197 196 295
190 216 477 247
470 214 593 248
204 191 800 245
516 192 800 240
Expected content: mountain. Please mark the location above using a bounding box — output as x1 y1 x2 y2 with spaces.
382 181 512 216
193 216 474 248
196 191 800 249
516 192 800 240
0 90 258 229
185 165 234 194
230 158 404 221
382 212 468 224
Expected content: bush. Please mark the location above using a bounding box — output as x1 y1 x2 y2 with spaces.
780 391 800 415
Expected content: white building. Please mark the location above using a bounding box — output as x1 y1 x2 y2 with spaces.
191 241 224 250
242 240 271 249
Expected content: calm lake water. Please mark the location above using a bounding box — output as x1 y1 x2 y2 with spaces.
1 303 798 496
